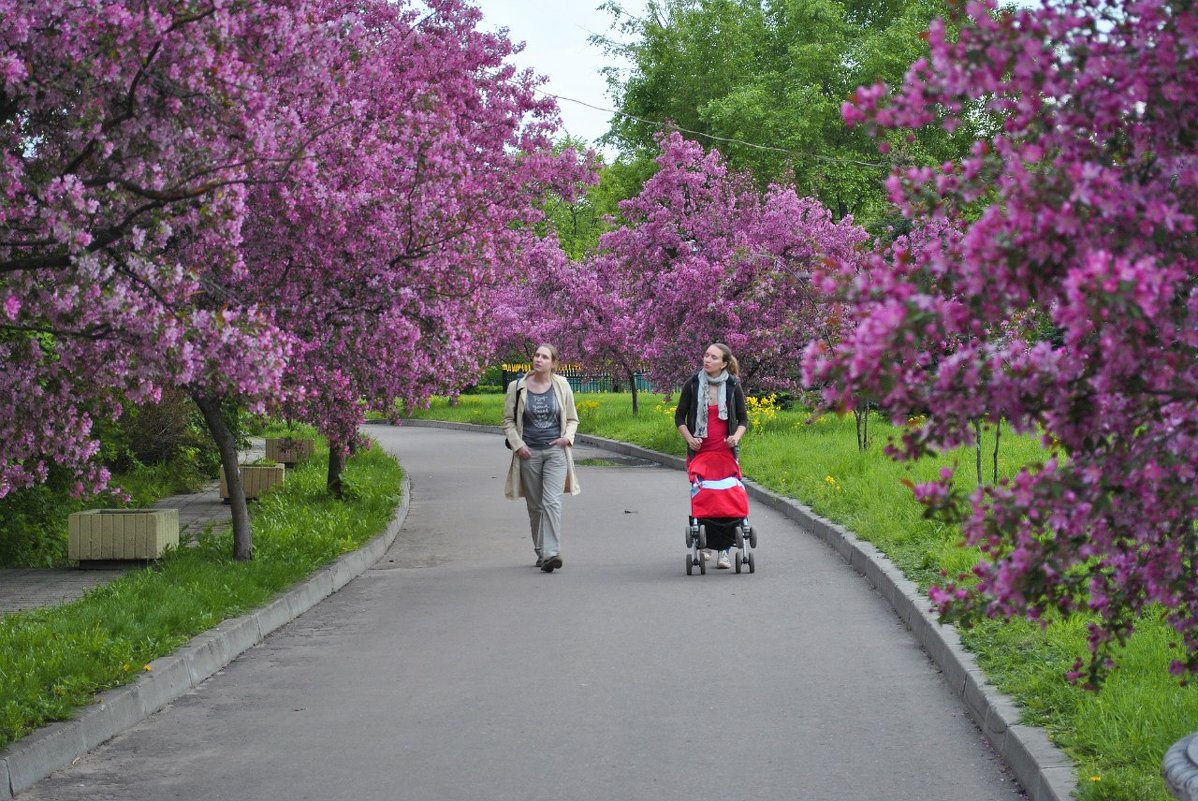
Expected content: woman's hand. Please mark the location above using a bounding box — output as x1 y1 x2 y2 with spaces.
551 437 571 448
724 433 741 448
517 445 532 459
686 434 703 450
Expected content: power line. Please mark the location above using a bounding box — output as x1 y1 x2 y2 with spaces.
541 91 894 170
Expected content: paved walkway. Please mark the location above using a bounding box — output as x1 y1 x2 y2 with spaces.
0 439 265 615
6 425 1066 801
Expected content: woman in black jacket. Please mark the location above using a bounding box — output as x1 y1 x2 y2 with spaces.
674 343 749 568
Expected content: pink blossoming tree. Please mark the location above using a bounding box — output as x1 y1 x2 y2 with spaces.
239 0 591 495
600 132 868 394
806 0 1198 683
0 1 307 557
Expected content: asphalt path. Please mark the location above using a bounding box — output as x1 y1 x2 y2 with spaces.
23 425 1026 801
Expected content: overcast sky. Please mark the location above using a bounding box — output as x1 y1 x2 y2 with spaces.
475 1 645 156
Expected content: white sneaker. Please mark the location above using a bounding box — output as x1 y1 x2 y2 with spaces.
717 552 731 569
702 549 714 561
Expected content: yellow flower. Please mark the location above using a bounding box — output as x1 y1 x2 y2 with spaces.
1089 776 1101 783
143 664 153 672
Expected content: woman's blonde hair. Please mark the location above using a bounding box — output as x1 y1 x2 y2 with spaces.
710 342 739 377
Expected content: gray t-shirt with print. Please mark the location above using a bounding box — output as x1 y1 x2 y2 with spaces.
522 387 560 450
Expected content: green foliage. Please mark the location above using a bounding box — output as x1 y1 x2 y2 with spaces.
0 440 404 749
409 391 1196 801
596 0 984 230
102 388 219 474
539 149 659 258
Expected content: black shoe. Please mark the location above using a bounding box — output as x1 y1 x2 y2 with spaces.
535 558 544 568
540 555 562 573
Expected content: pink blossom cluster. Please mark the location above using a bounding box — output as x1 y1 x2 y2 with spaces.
808 0 1198 682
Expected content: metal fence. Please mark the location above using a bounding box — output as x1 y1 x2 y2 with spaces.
501 365 654 394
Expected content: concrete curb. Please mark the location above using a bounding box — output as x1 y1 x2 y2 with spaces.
399 418 1079 801
0 473 412 799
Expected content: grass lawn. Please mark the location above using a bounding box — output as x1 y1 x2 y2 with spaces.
408 391 1198 801
0 431 404 750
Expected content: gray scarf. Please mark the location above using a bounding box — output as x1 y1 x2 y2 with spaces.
694 370 729 437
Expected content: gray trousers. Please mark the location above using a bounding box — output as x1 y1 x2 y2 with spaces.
519 446 567 558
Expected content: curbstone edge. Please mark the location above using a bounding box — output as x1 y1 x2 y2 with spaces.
2 722 85 797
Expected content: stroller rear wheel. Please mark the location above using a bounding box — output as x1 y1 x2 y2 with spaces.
697 524 707 551
747 551 756 573
685 554 694 575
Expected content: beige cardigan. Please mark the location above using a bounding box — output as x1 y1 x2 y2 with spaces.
502 372 581 499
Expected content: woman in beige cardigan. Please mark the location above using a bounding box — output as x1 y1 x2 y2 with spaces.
502 344 581 572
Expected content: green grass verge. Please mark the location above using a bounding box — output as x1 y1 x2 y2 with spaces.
0 435 403 750
407 391 1198 801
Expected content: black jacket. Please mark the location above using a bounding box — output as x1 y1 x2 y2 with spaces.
674 373 749 451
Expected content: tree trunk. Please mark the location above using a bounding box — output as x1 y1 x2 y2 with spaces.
327 439 347 498
993 417 1002 485
192 392 253 561
854 402 870 450
628 368 640 414
974 418 984 488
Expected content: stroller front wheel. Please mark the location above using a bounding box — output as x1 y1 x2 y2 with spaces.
697 524 707 551
685 554 694 575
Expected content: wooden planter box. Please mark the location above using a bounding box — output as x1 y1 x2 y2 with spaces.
265 437 314 467
220 463 285 500
68 509 180 561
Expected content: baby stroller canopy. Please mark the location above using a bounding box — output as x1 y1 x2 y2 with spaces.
687 448 749 519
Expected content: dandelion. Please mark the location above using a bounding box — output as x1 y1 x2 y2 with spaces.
1089 776 1101 783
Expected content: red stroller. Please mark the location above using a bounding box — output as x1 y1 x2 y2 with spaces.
684 447 758 575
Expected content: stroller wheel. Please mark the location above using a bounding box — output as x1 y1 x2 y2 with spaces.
686 554 694 575
685 524 693 547
748 526 758 549
734 525 744 548
699 553 707 575
747 551 756 574
697 524 707 551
